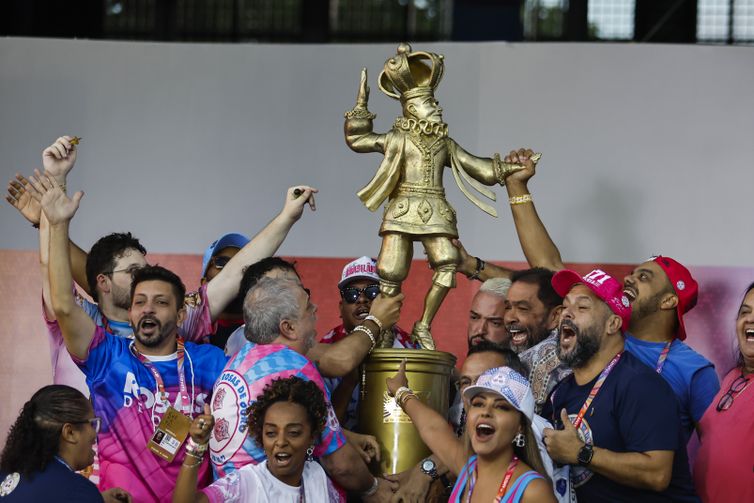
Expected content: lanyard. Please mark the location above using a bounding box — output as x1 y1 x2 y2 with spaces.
466 455 519 503
573 351 622 429
130 337 192 416
655 341 672 373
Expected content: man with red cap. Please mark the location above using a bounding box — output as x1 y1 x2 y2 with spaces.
543 269 698 502
497 148 719 442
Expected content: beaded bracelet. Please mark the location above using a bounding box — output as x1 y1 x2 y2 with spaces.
352 325 376 352
364 314 383 332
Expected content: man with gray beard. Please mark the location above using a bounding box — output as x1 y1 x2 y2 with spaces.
542 269 698 503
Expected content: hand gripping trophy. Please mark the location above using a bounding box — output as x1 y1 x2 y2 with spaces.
344 43 537 350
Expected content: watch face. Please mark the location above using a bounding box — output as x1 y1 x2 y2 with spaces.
422 459 435 471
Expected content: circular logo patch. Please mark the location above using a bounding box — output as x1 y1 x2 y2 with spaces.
621 295 630 307
0 472 20 496
676 280 685 291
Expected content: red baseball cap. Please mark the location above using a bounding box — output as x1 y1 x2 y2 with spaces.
651 256 698 341
552 269 632 331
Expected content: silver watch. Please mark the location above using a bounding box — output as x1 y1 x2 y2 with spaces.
420 457 440 480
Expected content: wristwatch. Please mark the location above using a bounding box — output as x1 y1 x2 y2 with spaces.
420 457 440 480
577 443 594 466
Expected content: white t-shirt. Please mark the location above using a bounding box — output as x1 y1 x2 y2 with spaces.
202 460 339 503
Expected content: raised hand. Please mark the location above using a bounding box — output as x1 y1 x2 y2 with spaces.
356 67 370 107
503 148 540 188
369 292 404 329
542 408 583 465
386 359 409 397
189 404 214 444
42 136 79 184
281 185 318 224
26 170 83 225
6 174 42 225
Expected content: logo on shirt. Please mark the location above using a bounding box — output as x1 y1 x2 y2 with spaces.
209 370 250 467
0 473 20 496
569 413 595 487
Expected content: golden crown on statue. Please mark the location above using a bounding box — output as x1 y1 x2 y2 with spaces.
378 43 445 102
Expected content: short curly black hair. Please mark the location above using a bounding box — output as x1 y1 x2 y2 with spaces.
248 377 328 449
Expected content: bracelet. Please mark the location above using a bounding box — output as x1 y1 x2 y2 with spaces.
399 392 418 409
364 314 383 332
467 256 485 280
185 437 208 456
391 385 410 399
509 194 533 205
361 477 379 498
182 455 203 468
352 325 376 352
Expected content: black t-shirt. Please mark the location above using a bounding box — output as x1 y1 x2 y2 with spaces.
544 351 698 503
0 459 103 502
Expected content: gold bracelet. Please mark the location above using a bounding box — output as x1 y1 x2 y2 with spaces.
509 194 533 206
399 392 418 409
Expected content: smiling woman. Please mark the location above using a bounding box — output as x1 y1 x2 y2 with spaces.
172 376 340 503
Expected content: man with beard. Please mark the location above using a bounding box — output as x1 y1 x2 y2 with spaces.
209 277 399 502
466 277 511 347
501 148 719 442
13 136 316 395
39 175 228 501
320 256 416 429
199 232 249 349
543 269 698 502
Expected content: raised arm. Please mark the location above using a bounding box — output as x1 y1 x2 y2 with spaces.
503 149 564 272
172 405 212 503
307 293 404 377
205 185 317 320
28 172 96 360
344 68 386 153
453 239 515 282
386 361 466 476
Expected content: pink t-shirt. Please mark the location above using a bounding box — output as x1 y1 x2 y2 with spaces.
694 367 754 502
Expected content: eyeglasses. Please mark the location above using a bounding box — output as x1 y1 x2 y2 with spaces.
71 417 102 434
716 374 750 412
109 264 144 276
211 255 231 270
454 376 479 391
340 285 380 304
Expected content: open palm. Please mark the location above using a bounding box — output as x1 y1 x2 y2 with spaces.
6 175 42 225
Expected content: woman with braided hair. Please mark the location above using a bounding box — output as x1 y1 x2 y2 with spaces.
0 385 130 502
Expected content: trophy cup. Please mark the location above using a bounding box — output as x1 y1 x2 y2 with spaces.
344 43 535 475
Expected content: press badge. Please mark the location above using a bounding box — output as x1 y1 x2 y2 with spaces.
148 406 191 462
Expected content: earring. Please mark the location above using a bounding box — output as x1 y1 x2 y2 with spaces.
306 445 314 460
512 432 525 448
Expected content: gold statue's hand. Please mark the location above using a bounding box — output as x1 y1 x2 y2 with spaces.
501 148 541 188
357 67 370 107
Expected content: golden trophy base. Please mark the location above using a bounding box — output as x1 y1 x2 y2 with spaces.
358 348 456 474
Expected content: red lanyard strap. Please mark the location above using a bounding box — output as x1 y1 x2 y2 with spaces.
655 341 672 374
130 337 192 416
573 351 622 430
466 455 519 503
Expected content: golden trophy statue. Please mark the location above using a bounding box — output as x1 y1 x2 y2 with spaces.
344 42 535 350
344 43 539 476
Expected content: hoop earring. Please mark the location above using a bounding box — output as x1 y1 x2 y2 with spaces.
306 445 314 460
512 432 525 448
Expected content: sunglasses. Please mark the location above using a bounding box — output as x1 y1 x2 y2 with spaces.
211 255 232 270
109 264 144 275
340 284 380 304
72 417 102 434
716 374 750 411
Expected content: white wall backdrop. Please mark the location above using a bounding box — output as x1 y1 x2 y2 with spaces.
1 38 753 267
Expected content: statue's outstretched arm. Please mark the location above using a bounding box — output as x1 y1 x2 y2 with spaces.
449 140 497 185
344 68 386 154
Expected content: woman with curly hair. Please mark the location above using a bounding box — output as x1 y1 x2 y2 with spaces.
173 376 339 502
0 385 130 502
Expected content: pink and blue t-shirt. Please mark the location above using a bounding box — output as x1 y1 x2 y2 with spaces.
72 326 228 502
209 341 347 479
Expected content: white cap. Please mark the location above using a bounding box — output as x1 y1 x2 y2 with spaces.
338 256 380 289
